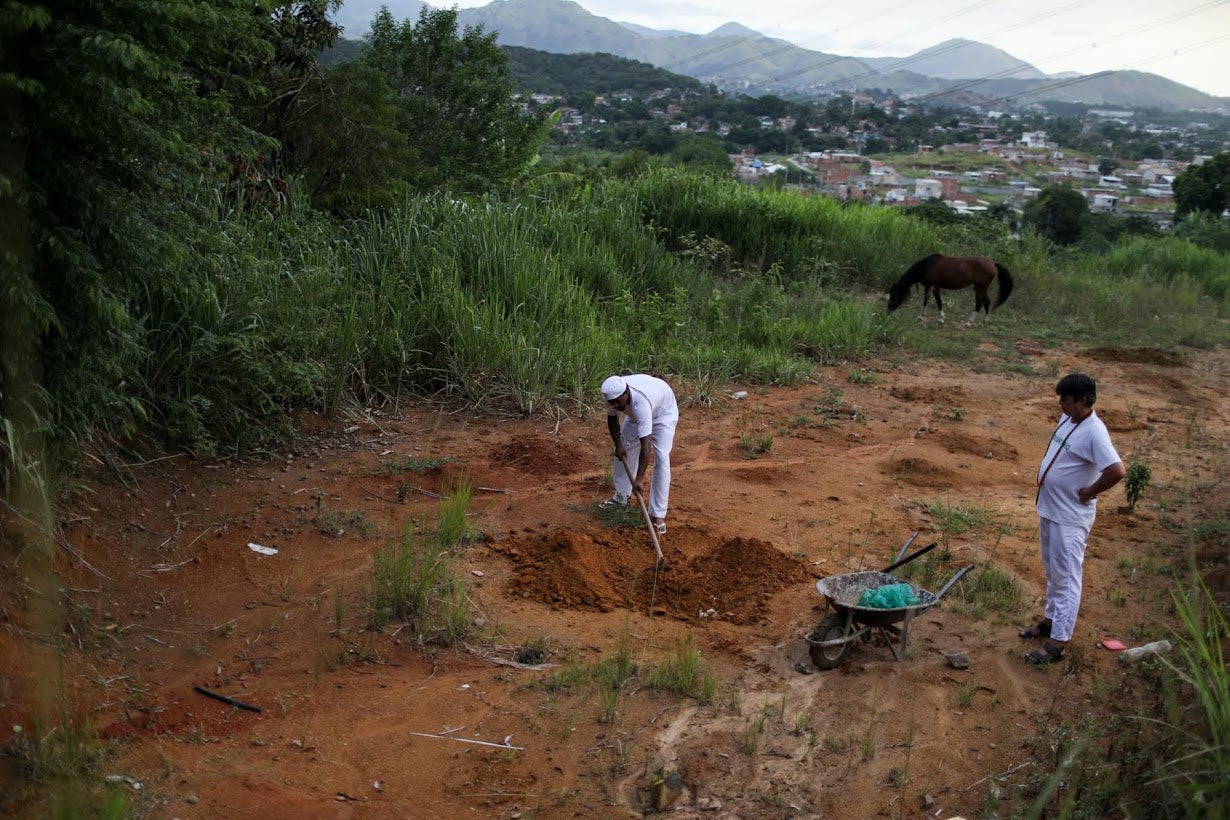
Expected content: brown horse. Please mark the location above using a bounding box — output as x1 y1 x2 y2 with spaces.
886 254 1014 324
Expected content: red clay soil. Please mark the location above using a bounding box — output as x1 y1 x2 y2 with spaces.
2 340 1229 819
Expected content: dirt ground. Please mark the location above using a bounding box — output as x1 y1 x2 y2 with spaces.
3 339 1229 819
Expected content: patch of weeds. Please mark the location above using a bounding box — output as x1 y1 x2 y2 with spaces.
333 585 346 633
823 733 853 753
378 455 453 475
370 517 473 646
10 717 107 786
592 499 642 529
598 686 619 725
887 766 907 786
312 492 371 537
434 477 475 547
649 634 708 698
959 564 1023 620
1105 587 1126 607
737 712 767 755
926 499 990 535
545 662 587 694
814 387 863 422
847 369 879 385
956 683 978 708
738 432 773 458
860 719 877 761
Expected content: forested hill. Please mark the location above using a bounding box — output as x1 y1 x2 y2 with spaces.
318 38 707 97
502 46 707 96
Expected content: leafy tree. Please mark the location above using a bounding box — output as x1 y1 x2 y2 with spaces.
364 6 547 193
2 0 274 455
285 60 412 212
1174 210 1230 253
1023 185 1088 245
670 135 732 176
906 200 962 225
1174 152 1230 219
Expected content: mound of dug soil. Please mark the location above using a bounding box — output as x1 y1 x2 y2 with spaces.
490 434 586 475
492 527 815 624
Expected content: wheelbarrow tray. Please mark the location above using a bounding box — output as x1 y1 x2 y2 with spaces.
805 561 973 669
814 570 940 627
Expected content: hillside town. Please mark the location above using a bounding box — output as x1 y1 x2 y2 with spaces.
535 88 1229 228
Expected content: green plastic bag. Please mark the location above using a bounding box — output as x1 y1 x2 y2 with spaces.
858 583 920 609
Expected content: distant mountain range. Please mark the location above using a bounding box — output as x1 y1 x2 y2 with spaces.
330 0 1227 111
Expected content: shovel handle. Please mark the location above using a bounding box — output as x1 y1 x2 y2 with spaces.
881 541 937 574
617 453 666 565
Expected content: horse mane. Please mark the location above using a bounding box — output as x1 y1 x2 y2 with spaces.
888 253 941 305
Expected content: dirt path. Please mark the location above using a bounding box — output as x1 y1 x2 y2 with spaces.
3 341 1228 818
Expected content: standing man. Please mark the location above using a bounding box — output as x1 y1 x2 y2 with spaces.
600 374 679 535
1022 373 1125 665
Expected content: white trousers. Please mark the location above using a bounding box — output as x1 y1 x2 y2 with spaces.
1038 517 1091 642
613 417 676 520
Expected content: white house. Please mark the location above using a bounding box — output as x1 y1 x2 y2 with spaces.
1090 193 1119 213
915 178 943 200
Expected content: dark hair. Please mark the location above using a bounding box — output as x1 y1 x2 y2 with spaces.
1055 373 1096 406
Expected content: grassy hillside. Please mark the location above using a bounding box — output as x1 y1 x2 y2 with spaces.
502 47 707 96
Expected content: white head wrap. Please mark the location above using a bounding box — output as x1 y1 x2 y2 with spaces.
601 375 627 401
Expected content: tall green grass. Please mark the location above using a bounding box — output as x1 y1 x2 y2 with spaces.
370 486 475 644
7 168 1230 466
1156 580 1230 816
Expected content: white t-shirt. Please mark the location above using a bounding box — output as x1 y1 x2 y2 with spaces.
606 374 678 438
1036 411 1121 528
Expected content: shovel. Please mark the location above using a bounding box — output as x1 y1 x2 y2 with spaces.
617 452 667 566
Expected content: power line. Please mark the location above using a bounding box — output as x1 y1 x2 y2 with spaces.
978 31 1230 107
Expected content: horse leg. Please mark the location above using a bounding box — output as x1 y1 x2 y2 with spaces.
967 285 989 325
934 289 944 324
919 286 930 322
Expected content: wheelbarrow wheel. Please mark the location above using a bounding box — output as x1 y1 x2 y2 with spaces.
808 613 851 670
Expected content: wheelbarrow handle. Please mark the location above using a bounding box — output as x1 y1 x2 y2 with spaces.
881 541 936 574
893 531 920 564
935 564 976 600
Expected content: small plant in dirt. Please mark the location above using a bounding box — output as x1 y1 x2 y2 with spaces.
737 432 773 457
592 499 642 529
926 499 990 535
847 368 878 385
648 633 711 701
369 495 474 644
814 386 862 421
434 478 475 546
1124 457 1152 512
737 712 767 755
378 456 453 475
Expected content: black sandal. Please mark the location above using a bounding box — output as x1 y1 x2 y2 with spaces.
1018 620 1052 639
1024 642 1065 665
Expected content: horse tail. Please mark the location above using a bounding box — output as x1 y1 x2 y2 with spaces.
993 263 1014 308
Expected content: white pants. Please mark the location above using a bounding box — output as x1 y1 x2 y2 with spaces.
1038 517 1091 642
613 417 676 520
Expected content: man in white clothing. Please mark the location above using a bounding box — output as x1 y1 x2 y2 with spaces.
599 374 679 535
1022 373 1125 665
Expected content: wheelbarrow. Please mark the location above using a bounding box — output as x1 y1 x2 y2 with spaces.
804 532 974 670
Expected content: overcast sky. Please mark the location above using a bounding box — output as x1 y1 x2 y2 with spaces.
438 0 1230 98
